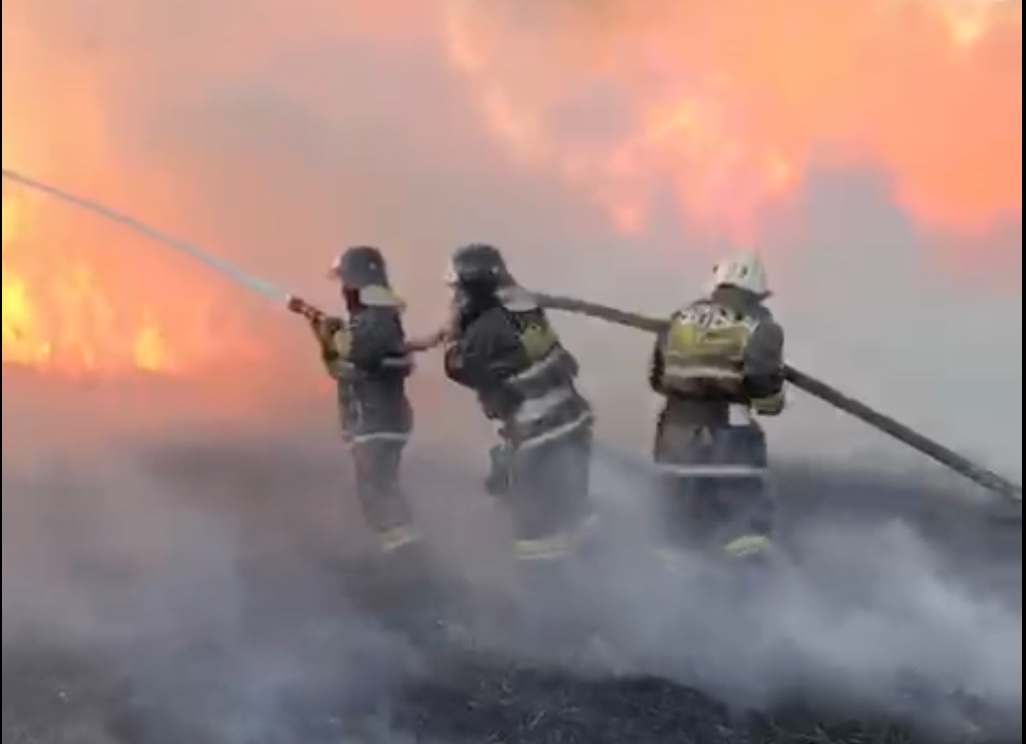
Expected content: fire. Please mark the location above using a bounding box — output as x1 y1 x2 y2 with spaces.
2 193 49 365
440 0 1021 243
4 0 1018 381
2 0 266 380
2 188 181 376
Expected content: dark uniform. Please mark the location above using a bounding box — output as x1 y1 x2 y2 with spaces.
649 276 786 561
441 244 595 563
311 246 419 555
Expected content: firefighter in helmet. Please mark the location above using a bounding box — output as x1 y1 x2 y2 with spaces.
648 252 786 561
440 244 595 565
292 246 420 557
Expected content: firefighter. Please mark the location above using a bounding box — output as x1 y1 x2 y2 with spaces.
648 252 786 562
439 243 596 566
289 246 420 559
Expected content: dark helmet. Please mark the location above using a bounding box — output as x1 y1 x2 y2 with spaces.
448 243 511 287
330 245 390 289
330 245 402 307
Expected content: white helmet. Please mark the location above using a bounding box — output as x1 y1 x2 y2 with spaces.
707 252 770 297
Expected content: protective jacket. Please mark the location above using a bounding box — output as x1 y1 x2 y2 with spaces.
317 306 414 445
444 286 591 449
650 285 785 473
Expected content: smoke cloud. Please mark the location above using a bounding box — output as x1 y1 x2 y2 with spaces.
2 0 1020 740
580 450 1021 735
4 399 1019 741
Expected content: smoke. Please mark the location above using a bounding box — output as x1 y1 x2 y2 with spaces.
1 393 428 743
2 0 1021 739
4 388 1019 741
564 449 1022 737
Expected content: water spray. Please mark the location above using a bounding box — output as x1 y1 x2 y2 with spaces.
3 168 290 303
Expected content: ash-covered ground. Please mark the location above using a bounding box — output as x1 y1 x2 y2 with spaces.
2 423 1020 744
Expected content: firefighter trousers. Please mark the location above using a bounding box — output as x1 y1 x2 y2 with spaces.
654 423 775 555
350 437 417 553
508 424 594 562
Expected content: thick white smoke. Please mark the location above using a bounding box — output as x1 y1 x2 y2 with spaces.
2 0 1020 740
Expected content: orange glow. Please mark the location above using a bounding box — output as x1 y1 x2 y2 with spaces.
440 0 1021 243
1 2 261 379
0 159 271 377
3 193 50 367
2 190 176 374
1 177 266 377
2 0 1019 384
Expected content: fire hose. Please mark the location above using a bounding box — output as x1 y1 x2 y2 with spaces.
534 293 1021 504
3 167 1020 504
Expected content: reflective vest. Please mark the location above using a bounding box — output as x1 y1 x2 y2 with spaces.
659 300 759 401
499 295 592 449
322 324 413 444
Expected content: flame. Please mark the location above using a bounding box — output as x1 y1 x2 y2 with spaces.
4 0 1018 381
1 0 269 380
1 186 219 377
2 193 51 366
440 0 1021 244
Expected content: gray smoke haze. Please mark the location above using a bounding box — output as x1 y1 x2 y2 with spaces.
579 450 1021 735
1 385 425 741
2 0 1021 740
3 390 1020 741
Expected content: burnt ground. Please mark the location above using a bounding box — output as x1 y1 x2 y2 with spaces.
2 434 1021 744
8 642 1016 744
